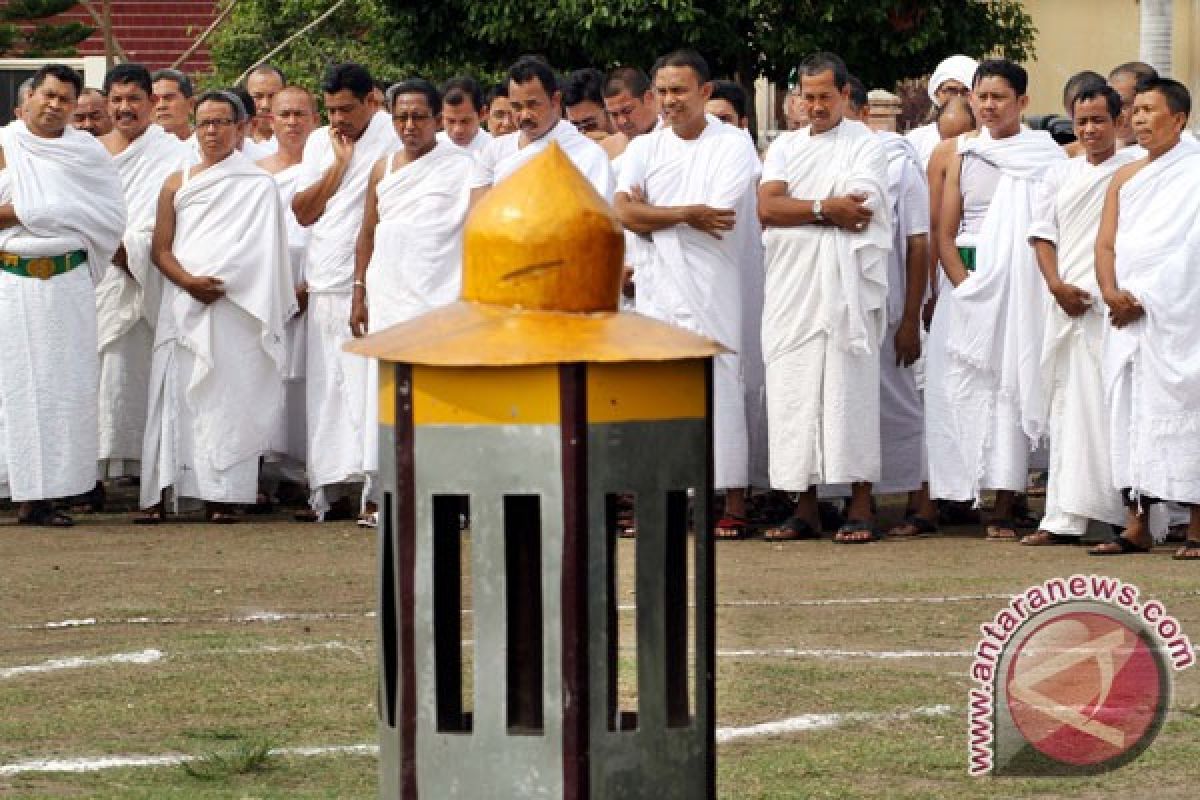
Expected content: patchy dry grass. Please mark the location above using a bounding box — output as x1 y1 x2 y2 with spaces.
2 499 1200 798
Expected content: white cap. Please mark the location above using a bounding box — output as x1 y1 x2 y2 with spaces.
928 55 979 104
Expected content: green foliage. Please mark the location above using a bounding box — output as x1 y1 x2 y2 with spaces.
0 0 92 58
210 0 1036 93
207 0 418 91
181 737 276 781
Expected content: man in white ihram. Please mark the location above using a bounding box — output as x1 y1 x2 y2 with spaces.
0 64 125 527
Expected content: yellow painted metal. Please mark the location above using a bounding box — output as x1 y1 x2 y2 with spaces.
586 360 707 423
412 364 561 425
346 302 725 366
462 142 624 312
378 363 396 426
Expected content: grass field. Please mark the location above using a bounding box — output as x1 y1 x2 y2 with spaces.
2 499 1200 798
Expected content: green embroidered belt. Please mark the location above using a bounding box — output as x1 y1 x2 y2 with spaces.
0 249 87 280
958 246 977 272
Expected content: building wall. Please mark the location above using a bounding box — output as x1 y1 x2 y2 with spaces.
1021 0 1200 116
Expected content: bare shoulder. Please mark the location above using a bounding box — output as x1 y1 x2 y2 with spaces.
1110 159 1145 192
161 169 184 193
600 132 628 160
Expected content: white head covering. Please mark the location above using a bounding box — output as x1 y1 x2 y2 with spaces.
928 55 979 104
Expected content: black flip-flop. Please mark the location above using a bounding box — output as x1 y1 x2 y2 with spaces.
834 520 882 544
18 505 74 528
1088 535 1151 555
888 515 938 537
764 516 819 541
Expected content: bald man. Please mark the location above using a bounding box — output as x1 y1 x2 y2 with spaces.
71 88 113 136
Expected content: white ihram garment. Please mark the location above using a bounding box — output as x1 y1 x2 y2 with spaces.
925 129 1063 502
264 162 310 480
1027 152 1138 533
0 122 125 501
877 133 930 494
1104 139 1200 505
96 124 189 478
140 152 295 507
472 119 613 200
361 143 474 478
760 120 892 490
617 116 761 489
298 112 400 512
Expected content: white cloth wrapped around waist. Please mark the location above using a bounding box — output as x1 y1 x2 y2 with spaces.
0 233 88 258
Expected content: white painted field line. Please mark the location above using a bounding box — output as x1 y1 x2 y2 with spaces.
16 610 375 630
0 744 379 776
716 704 957 743
0 649 163 679
17 593 1017 631
0 706 958 775
717 648 971 660
0 641 365 680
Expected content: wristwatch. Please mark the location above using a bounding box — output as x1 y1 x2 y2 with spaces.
813 199 824 222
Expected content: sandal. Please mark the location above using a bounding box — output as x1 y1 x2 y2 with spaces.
133 505 165 525
293 508 320 523
1019 530 1078 546
887 515 938 538
69 482 106 514
205 504 239 524
715 514 750 540
833 520 882 544
1173 540 1200 560
985 519 1020 541
1088 535 1151 555
18 502 74 528
764 516 819 541
246 491 274 515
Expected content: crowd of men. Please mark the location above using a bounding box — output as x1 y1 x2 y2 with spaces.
1 48 1198 560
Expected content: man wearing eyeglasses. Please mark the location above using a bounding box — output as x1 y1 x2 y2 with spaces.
292 62 399 523
905 54 978 170
139 90 295 525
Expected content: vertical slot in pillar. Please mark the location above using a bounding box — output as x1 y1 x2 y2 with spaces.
605 492 639 731
434 494 472 732
665 489 692 727
505 494 544 734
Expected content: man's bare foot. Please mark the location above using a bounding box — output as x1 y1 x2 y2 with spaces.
1088 511 1152 555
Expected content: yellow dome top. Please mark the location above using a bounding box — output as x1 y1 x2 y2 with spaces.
345 140 725 366
461 141 624 312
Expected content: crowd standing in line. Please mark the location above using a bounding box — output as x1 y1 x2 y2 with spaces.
2 47 1198 560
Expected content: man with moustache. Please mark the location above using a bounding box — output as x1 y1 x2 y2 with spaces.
257 86 318 493
71 87 113 136
292 62 399 522
471 56 612 201
615 49 762 537
151 68 194 141
926 59 1064 539
244 64 285 151
0 64 125 526
139 91 295 524
1020 84 1139 548
757 52 892 542
88 63 189 503
436 76 489 154
1091 78 1200 557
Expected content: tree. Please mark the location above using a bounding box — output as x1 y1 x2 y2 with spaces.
207 0 416 91
209 0 1037 112
0 0 93 58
